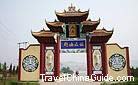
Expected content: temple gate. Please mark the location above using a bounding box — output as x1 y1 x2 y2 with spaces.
18 5 130 81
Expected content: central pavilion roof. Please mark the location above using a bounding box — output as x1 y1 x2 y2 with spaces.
55 4 89 23
32 5 113 43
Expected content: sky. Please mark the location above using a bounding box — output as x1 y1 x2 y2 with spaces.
0 0 138 67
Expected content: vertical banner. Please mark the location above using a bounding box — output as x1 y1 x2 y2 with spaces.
45 47 54 75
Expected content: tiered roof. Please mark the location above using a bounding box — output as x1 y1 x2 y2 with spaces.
81 19 100 33
32 29 55 37
32 29 56 43
89 28 113 43
55 4 89 23
32 5 113 43
46 20 64 33
46 5 100 33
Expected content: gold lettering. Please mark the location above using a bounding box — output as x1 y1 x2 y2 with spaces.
79 42 84 46
64 42 68 47
74 42 79 46
69 42 74 47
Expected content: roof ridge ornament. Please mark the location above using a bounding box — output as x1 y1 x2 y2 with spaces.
64 9 66 13
88 19 91 21
54 19 57 22
40 28 45 32
45 19 47 25
68 3 76 12
112 28 114 31
102 27 106 31
98 18 101 22
78 9 80 12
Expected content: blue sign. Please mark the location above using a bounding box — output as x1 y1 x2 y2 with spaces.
61 40 85 49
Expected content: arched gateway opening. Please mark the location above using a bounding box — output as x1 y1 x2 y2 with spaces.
61 53 87 76
18 5 130 82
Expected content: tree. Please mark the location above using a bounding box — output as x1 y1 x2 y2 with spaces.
3 62 6 71
131 67 138 77
9 64 12 73
0 63 2 72
2 62 7 81
61 66 74 74
12 66 16 75
131 66 134 76
16 66 18 74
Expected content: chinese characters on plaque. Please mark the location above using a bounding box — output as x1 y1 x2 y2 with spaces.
61 40 85 49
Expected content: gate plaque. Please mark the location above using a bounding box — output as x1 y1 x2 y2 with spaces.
61 40 85 49
61 39 86 53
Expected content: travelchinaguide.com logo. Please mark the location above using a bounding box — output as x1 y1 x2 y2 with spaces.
40 74 134 82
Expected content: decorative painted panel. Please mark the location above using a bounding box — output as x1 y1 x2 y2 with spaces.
106 44 129 80
20 44 40 81
109 53 126 71
22 55 39 72
66 24 80 38
92 46 102 74
45 47 54 75
69 24 77 37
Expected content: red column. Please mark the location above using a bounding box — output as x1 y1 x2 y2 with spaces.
40 43 45 78
54 36 60 77
102 44 108 76
91 44 93 75
18 48 22 81
126 47 130 76
57 36 60 77
54 45 57 77
86 36 92 77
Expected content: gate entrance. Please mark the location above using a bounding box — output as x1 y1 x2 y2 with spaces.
60 53 87 76
31 5 111 80
18 5 130 82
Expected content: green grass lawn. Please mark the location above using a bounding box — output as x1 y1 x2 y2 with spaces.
0 75 39 85
101 77 138 85
121 77 138 85
0 75 17 85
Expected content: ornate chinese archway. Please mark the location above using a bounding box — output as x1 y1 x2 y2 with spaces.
31 5 113 80
18 5 130 82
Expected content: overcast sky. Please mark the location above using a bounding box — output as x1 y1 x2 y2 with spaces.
0 0 138 67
